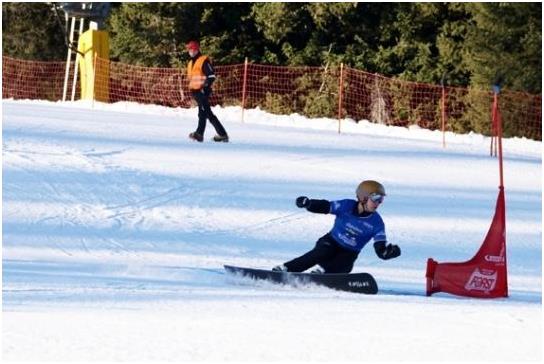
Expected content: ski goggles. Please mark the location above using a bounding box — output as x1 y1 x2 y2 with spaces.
368 193 385 204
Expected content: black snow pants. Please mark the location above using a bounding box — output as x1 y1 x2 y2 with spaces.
284 233 359 273
192 91 228 137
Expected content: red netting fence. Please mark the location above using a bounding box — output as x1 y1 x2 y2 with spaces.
2 57 80 101
3 56 541 140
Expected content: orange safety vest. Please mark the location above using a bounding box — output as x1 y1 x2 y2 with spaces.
187 55 209 91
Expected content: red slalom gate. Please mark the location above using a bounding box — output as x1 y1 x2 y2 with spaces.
426 86 508 298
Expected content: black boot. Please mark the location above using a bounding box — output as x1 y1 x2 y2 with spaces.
212 134 229 143
189 132 203 142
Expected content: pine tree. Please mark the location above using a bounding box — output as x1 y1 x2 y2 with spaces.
463 3 542 93
108 3 201 67
2 3 66 60
2 2 540 94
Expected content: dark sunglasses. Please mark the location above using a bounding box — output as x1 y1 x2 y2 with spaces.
368 193 385 204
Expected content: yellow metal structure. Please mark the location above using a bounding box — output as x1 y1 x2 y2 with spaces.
78 29 109 101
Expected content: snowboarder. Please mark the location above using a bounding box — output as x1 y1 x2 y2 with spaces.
273 180 400 273
185 40 229 143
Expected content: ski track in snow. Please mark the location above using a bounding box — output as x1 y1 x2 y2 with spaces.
2 100 542 361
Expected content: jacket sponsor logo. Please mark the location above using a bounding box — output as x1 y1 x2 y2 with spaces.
338 233 357 246
362 222 374 230
464 268 497 292
346 223 363 234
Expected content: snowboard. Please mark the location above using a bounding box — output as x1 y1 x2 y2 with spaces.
224 265 378 294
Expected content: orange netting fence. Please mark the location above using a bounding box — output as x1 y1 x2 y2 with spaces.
3 56 541 140
2 57 80 101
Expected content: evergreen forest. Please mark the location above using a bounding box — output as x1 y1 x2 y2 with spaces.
2 2 541 94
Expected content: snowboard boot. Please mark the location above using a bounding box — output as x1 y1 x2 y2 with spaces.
272 264 288 272
212 134 229 143
310 266 325 274
189 132 203 142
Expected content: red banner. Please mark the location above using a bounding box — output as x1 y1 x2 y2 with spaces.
426 187 508 298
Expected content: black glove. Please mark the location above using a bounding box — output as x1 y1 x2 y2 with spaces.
296 196 310 208
374 241 401 260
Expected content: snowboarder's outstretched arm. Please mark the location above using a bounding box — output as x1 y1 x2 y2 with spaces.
296 196 330 214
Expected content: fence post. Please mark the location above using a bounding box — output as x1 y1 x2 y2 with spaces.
490 85 501 158
493 85 504 187
490 132 498 157
92 52 97 109
241 57 248 123
337 63 344 134
441 85 447 148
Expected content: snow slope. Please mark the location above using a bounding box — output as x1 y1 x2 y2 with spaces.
2 100 542 361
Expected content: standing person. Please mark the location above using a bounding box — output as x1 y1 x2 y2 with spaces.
273 180 400 273
185 40 229 143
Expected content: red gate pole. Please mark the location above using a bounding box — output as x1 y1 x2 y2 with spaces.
337 63 344 134
241 57 249 123
490 97 499 157
493 83 507 296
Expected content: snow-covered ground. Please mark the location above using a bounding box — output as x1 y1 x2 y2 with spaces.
2 99 542 361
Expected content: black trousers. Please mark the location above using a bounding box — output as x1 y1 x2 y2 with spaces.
284 233 359 273
192 91 228 137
